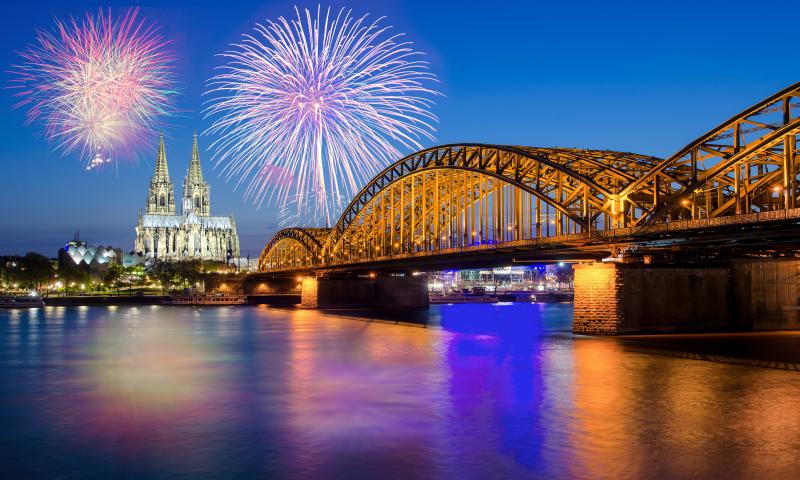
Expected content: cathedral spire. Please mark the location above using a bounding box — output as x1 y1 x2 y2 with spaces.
146 132 176 215
153 132 170 181
187 131 204 183
183 132 211 216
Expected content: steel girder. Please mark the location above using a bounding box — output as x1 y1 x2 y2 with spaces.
258 82 800 272
321 145 664 256
257 227 330 271
622 81 800 226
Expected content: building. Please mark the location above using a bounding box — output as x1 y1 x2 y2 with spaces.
134 133 240 262
59 231 145 272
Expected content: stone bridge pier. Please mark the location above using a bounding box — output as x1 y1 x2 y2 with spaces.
573 258 800 334
300 274 429 309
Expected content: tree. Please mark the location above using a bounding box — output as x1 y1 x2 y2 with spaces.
102 263 124 294
146 260 175 293
17 252 54 291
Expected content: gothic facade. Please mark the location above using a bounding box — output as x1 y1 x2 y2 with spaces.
134 134 240 262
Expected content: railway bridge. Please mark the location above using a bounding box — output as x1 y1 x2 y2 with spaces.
247 82 800 334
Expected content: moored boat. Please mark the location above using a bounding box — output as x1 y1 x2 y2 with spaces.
429 293 499 304
0 296 45 308
167 293 248 305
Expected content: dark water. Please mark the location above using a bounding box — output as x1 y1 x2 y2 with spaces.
1 304 799 479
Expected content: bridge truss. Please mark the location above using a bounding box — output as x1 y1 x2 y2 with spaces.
259 82 800 272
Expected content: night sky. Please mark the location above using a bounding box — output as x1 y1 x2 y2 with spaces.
1 0 798 257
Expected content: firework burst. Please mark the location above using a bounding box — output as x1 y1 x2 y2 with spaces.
205 5 439 226
9 8 178 166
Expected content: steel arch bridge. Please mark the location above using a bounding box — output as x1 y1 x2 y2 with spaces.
259 82 800 273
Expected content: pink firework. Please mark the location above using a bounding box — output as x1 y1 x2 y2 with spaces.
9 8 178 167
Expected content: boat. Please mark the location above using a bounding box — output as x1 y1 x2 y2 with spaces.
0 296 45 308
429 293 499 304
167 293 248 305
497 292 539 302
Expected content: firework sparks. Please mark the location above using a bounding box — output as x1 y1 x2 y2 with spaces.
9 8 178 166
205 5 439 226
278 190 347 228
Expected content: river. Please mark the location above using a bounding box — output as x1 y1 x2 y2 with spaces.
0 304 798 479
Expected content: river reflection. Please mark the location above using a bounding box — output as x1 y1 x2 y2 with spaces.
0 304 798 479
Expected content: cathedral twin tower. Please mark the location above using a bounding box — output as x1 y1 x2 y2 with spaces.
134 133 240 262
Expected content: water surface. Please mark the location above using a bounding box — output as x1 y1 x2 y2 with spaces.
1 304 798 479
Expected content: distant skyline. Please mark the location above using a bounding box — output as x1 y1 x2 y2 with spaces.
2 0 799 256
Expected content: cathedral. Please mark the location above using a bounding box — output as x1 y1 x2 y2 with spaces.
134 133 240 262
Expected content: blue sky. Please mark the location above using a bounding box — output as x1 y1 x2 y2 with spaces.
1 0 797 256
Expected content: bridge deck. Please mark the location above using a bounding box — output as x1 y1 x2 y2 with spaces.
262 207 800 274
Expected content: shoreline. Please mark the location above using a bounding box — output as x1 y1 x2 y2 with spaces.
35 294 301 307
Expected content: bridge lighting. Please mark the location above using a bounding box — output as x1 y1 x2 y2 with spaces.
681 199 690 206
296 276 302 282
471 231 476 236
394 243 399 248
773 185 783 192
368 272 376 278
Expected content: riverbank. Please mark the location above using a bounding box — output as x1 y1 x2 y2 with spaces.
44 295 168 306
41 294 301 307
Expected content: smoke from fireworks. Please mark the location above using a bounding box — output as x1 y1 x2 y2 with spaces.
9 8 178 167
205 6 439 226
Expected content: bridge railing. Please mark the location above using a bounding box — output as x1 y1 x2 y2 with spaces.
261 207 800 273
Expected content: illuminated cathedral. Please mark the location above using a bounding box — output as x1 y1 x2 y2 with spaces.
134 133 239 262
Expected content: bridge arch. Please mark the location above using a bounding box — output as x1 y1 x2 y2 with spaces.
258 82 800 272
320 145 662 262
257 227 330 272
621 81 800 226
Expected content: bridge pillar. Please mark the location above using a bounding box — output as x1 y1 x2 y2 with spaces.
572 263 624 334
731 258 800 330
300 275 429 309
573 262 736 335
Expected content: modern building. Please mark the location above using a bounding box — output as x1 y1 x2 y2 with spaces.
134 133 240 262
59 231 145 270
